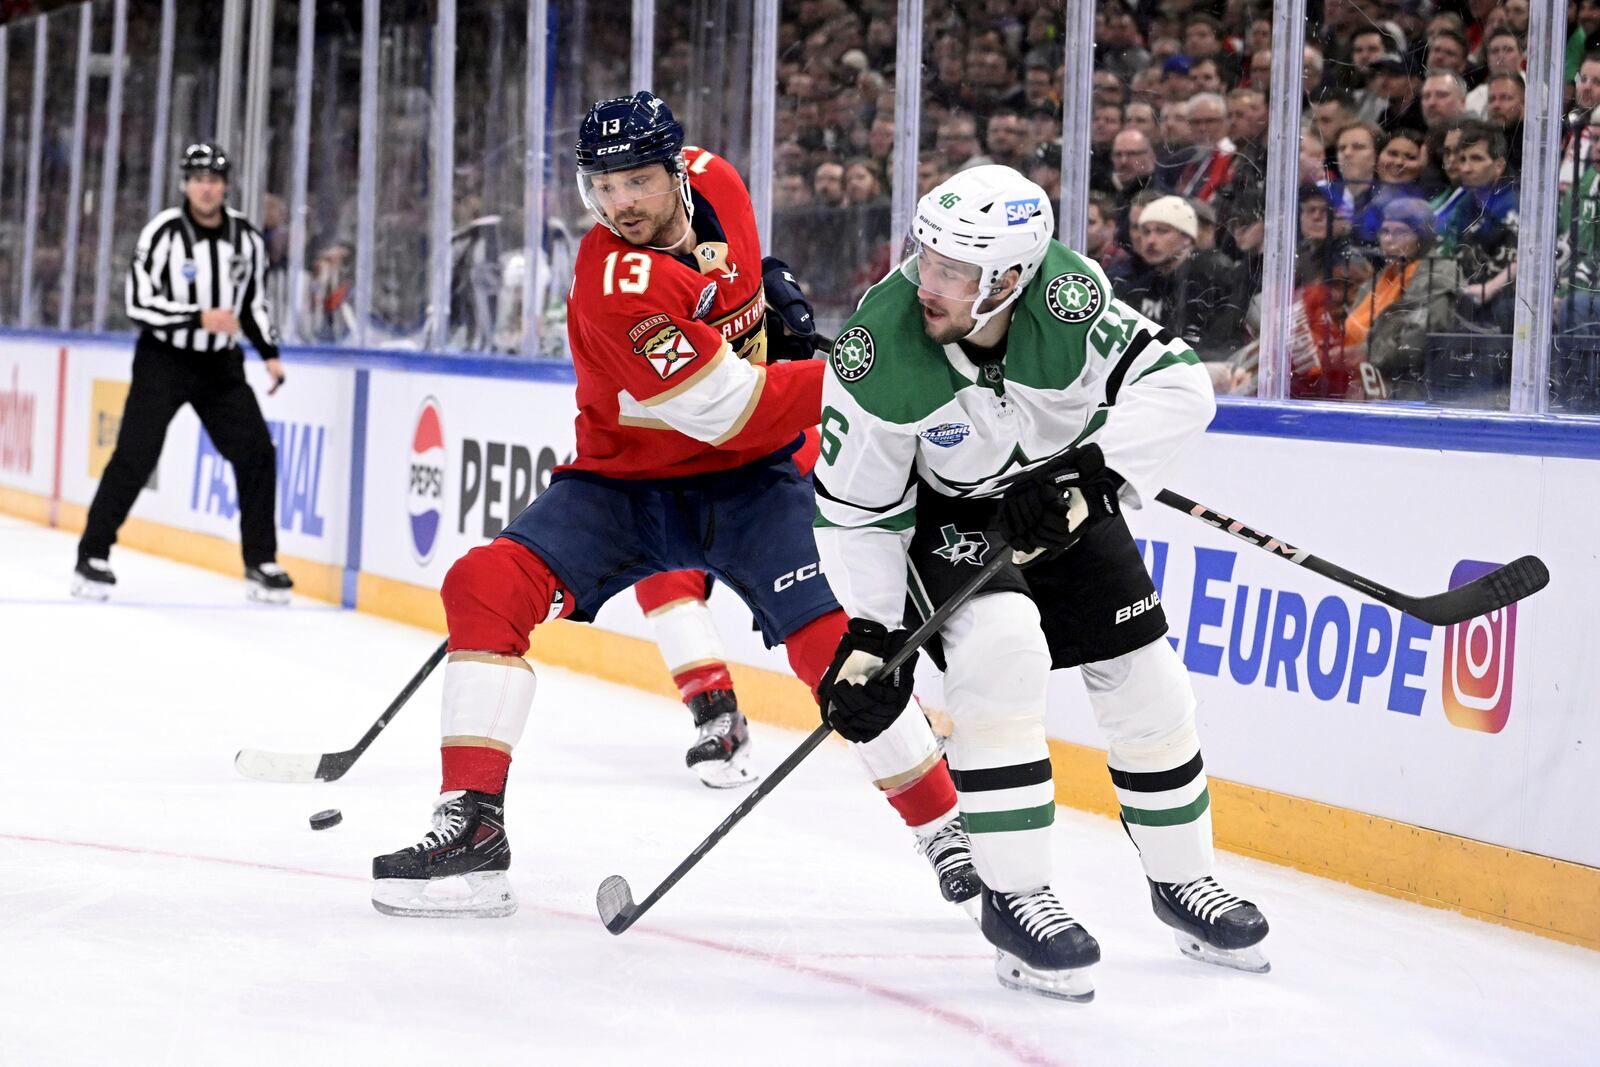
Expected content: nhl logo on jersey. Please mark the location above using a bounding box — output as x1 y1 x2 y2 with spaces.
633 324 699 379
1045 273 1102 324
831 326 875 381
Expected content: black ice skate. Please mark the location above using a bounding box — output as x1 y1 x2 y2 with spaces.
981 886 1100 1001
71 557 115 600
1149 875 1270 973
916 817 983 919
684 689 760 789
371 789 516 918
245 561 293 605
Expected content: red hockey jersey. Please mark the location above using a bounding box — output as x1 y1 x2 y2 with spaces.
562 146 824 479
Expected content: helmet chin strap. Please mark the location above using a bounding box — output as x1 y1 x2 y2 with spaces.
962 280 1023 341
647 174 696 251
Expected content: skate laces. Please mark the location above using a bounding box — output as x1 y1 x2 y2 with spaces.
917 819 972 877
1005 888 1081 940
1172 876 1246 923
255 562 285 578
413 791 470 850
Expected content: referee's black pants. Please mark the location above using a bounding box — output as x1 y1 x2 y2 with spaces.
79 333 279 568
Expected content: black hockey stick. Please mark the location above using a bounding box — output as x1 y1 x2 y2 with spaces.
1157 489 1549 626
596 548 1012 935
234 639 448 783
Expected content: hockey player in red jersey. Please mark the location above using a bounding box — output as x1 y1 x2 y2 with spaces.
371 92 977 918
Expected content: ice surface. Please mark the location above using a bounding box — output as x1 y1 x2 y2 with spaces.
3 515 1597 1066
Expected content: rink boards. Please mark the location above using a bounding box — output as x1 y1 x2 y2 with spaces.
2 330 1597 949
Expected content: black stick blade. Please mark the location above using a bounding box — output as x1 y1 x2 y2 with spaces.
1405 555 1550 626
596 875 638 935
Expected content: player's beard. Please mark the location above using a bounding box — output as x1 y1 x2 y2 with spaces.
615 201 684 250
920 299 974 345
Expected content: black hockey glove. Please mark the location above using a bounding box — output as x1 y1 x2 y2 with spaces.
995 443 1124 560
762 255 821 361
818 618 919 744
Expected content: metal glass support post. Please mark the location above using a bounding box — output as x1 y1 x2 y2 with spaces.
748 0 777 251
1058 0 1094 247
285 0 315 344
148 0 175 217
522 0 549 358
93 0 130 331
355 0 379 347
1255 0 1307 402
239 0 276 221
429 0 456 349
59 3 93 331
1510 0 1565 414
631 0 654 92
889 0 924 250
19 18 48 329
0 35 9 314
217 0 246 151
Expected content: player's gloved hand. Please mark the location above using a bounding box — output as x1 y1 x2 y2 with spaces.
818 618 919 744
996 443 1123 563
762 255 820 361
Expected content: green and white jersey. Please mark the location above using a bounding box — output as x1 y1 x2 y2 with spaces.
814 241 1215 625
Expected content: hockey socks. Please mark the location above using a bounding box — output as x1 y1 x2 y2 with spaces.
438 651 536 796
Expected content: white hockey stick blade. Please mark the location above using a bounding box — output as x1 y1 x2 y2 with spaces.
234 748 322 783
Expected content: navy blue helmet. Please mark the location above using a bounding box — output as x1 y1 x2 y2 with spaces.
575 91 685 176
180 142 231 179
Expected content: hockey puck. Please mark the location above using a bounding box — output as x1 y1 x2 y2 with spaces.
309 808 343 831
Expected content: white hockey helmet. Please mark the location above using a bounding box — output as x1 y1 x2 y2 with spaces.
901 165 1055 338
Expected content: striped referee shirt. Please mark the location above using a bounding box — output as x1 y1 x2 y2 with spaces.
125 205 280 360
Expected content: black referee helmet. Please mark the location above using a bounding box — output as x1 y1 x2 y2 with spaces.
180 143 231 180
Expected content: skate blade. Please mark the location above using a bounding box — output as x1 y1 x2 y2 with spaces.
691 743 761 789
246 584 291 605
70 577 111 601
371 871 517 918
1174 930 1271 973
957 894 983 924
994 950 1095 1002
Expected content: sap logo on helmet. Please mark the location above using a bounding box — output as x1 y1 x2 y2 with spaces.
597 143 632 155
919 422 971 448
1004 198 1042 225
408 397 446 564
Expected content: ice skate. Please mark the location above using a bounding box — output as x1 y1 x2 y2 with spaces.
71 557 115 600
245 561 293 604
916 816 983 918
371 790 516 918
1149 875 1270 973
981 886 1100 1001
685 689 760 789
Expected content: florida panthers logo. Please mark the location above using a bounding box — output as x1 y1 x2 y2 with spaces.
633 324 698 379
933 524 989 566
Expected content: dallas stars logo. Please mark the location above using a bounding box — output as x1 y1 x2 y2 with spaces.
933 524 988 566
831 326 875 381
1045 272 1102 324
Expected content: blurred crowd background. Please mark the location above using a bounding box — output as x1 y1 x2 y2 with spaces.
2 0 1597 413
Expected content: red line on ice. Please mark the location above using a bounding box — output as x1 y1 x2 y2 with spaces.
3 831 1071 1067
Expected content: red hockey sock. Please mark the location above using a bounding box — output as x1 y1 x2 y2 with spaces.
883 759 959 829
783 609 849 698
674 661 734 702
441 743 512 796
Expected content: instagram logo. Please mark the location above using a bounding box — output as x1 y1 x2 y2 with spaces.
1440 560 1518 733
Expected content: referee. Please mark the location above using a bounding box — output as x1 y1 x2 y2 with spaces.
74 143 294 604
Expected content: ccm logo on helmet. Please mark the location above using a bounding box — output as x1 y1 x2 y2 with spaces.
1004 198 1043 225
773 562 823 591
597 143 632 155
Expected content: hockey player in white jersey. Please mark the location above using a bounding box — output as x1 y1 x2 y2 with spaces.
813 165 1269 1001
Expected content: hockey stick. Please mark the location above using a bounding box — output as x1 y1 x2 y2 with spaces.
597 548 1012 935
234 639 448 783
1156 489 1549 626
